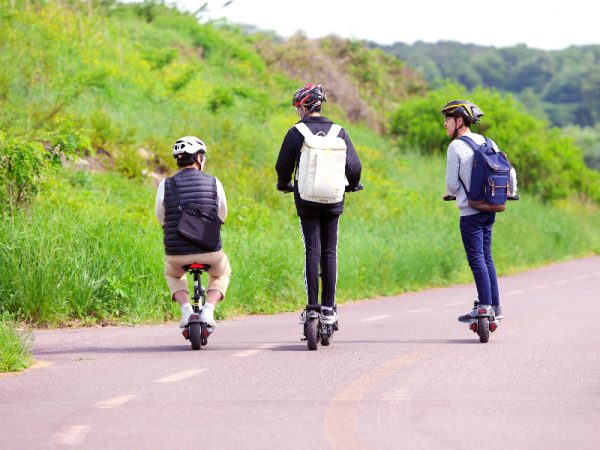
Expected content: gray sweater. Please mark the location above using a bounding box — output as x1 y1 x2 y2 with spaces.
445 131 518 216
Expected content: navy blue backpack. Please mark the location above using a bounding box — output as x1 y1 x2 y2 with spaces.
459 136 513 213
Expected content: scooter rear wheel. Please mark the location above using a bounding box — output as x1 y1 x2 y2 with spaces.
477 317 490 343
321 336 330 346
189 322 202 350
306 319 318 351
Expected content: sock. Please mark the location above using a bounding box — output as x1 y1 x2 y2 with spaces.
181 302 192 315
203 303 215 313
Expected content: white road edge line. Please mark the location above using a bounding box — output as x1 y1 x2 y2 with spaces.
155 369 205 383
574 275 588 280
444 302 464 307
406 308 429 314
552 280 568 285
362 315 390 322
52 425 91 446
96 394 136 409
530 285 547 290
505 290 525 296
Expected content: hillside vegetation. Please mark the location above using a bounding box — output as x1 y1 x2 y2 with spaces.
374 41 600 128
372 40 600 170
1 0 599 332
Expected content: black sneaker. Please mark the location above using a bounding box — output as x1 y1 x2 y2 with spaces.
493 305 503 320
321 307 338 325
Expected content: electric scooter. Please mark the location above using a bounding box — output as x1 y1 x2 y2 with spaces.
182 263 213 350
443 194 518 343
303 304 339 351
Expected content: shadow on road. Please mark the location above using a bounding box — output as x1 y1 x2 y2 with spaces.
332 338 480 345
270 344 308 352
35 345 197 355
33 337 480 357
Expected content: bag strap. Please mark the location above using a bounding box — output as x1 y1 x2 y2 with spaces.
295 122 343 139
459 176 469 195
326 124 342 138
169 176 182 210
294 122 313 139
458 135 479 150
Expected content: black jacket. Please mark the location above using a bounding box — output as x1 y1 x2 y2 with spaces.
275 116 362 216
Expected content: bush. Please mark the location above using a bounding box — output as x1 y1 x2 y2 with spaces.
390 83 600 202
0 133 48 215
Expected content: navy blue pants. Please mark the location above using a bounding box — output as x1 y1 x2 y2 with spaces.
459 212 499 306
299 215 339 308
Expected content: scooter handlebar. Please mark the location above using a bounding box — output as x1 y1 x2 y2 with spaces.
443 194 520 202
346 183 365 193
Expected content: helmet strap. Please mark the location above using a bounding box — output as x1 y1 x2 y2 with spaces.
452 117 467 139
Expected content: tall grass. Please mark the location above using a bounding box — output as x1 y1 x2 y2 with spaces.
0 318 32 372
1 153 599 327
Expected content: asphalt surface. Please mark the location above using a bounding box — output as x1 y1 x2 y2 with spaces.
1 257 599 450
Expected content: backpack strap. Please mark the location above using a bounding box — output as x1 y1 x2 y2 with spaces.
327 124 342 138
458 135 479 150
460 135 497 153
295 123 343 139
294 122 313 138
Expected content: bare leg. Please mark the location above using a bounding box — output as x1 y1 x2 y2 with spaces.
173 290 189 306
206 289 223 306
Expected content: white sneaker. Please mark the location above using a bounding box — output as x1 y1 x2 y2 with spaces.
321 309 338 325
200 306 216 327
299 310 307 324
180 309 192 329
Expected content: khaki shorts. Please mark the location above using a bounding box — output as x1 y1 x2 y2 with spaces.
164 250 232 299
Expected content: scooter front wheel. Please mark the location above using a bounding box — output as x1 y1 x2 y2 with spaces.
477 317 490 343
189 322 202 350
306 319 318 351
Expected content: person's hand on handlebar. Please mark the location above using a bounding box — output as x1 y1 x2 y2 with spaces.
277 181 294 193
443 194 456 201
345 183 364 192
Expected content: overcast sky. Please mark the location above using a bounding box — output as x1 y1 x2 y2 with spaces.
171 0 599 50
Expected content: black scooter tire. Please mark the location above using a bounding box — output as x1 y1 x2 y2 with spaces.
478 317 490 343
189 322 202 350
306 319 318 351
321 336 330 346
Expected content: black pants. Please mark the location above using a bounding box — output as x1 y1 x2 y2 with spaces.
299 214 340 308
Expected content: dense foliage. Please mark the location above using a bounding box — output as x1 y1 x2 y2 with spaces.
372 41 600 128
390 83 600 202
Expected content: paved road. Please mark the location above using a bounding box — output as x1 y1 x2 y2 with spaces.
1 257 599 449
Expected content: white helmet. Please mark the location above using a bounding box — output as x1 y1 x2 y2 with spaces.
172 136 207 158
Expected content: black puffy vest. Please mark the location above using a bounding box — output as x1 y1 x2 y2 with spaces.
163 168 221 255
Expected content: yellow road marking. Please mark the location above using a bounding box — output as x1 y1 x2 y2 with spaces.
325 349 425 449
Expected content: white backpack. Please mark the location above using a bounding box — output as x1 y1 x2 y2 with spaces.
294 122 348 204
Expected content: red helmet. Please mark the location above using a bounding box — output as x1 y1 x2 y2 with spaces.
292 83 327 112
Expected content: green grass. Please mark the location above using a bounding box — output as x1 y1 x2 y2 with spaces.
1 152 599 327
0 318 32 373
